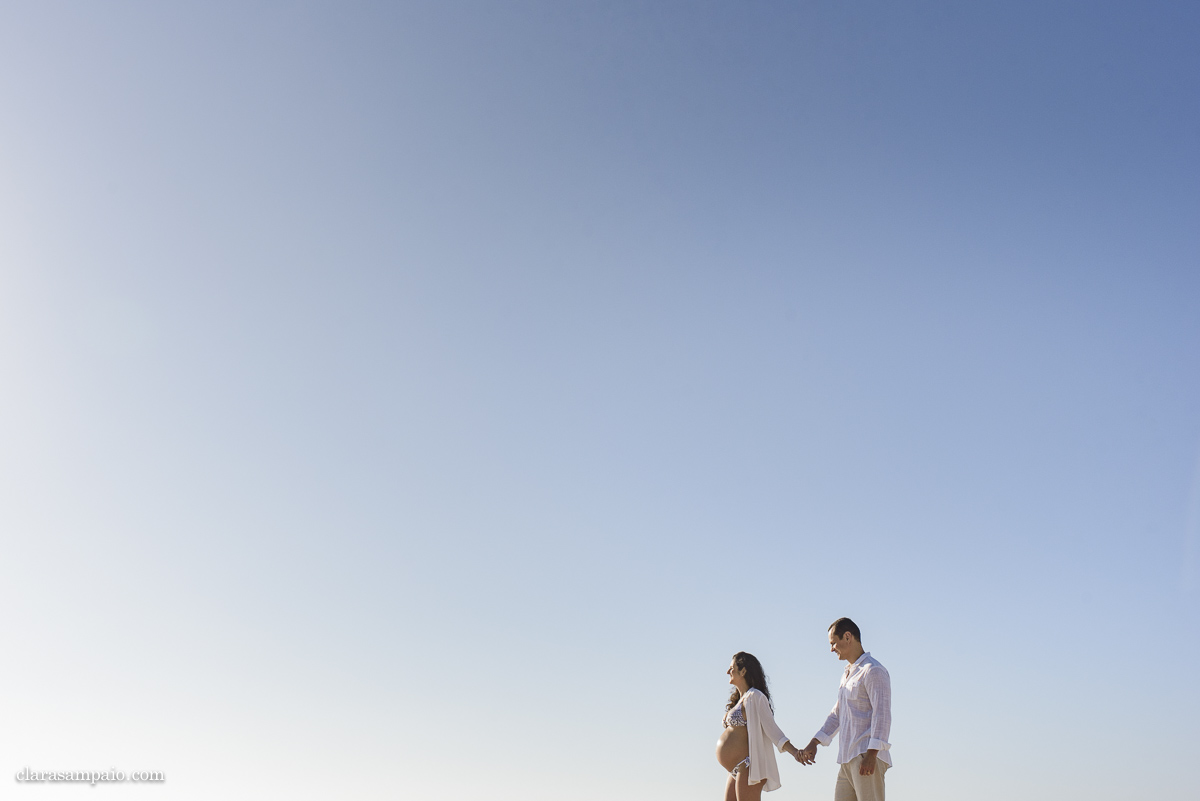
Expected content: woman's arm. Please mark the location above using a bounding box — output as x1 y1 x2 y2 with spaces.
748 691 796 755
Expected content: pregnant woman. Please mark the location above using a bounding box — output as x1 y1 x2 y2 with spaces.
716 652 801 800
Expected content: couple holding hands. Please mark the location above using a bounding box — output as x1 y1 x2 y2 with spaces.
716 618 892 801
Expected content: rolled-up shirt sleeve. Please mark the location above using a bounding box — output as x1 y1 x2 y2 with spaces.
864 666 892 752
749 691 791 751
814 698 839 746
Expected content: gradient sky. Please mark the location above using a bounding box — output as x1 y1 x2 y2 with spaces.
1 3 1198 800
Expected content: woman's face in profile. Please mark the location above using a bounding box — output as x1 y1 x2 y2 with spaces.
727 658 747 688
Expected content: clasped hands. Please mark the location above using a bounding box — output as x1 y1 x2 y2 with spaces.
792 741 878 776
793 739 819 766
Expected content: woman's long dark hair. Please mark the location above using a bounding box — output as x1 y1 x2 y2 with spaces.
726 651 772 715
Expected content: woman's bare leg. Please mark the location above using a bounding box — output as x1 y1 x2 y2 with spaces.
734 770 765 801
724 774 737 801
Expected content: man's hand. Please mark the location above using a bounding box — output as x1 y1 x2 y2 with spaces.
858 750 878 776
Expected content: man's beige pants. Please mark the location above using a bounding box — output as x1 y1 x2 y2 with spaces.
833 754 888 801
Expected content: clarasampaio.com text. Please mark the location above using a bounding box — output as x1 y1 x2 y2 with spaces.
15 767 164 784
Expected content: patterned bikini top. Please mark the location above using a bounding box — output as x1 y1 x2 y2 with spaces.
723 698 747 728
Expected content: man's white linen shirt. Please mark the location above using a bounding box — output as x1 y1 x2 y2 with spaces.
813 652 893 766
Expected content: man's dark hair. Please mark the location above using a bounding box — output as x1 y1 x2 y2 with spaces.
828 617 861 642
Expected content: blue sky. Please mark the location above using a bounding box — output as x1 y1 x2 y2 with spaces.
1 2 1197 799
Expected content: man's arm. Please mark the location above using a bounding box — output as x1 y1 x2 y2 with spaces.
858 667 892 776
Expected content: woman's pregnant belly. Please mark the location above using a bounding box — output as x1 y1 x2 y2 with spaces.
715 726 749 771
